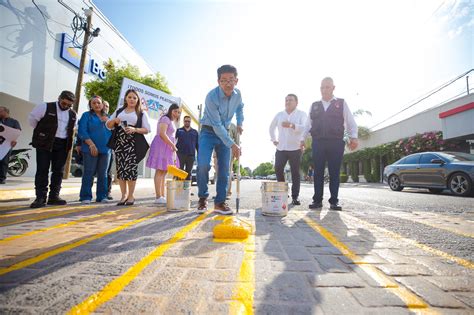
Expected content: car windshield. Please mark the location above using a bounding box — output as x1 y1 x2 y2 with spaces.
438 152 474 161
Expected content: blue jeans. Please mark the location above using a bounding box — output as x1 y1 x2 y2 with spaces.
80 151 110 202
312 138 345 204
197 129 230 204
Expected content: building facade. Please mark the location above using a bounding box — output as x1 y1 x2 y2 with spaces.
0 0 198 177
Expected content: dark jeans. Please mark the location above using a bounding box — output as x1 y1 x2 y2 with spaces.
0 150 11 181
107 153 114 194
275 149 302 199
177 152 194 180
312 138 345 204
35 138 68 199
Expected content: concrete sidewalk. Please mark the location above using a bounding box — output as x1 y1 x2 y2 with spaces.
0 176 156 203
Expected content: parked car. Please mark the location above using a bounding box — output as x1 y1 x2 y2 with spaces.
266 174 277 180
191 164 215 185
383 151 474 197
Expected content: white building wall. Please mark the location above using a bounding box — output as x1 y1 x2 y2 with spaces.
356 94 474 151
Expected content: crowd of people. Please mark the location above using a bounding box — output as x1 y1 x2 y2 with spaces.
1 64 357 213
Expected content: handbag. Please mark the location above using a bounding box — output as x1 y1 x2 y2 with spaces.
134 112 150 162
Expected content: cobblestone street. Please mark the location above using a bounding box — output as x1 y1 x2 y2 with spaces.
0 178 473 314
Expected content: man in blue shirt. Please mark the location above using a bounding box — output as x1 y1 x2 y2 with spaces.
176 115 199 180
0 106 22 184
197 65 244 215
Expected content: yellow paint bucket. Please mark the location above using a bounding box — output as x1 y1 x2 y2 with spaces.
261 181 288 216
167 165 188 179
166 180 191 211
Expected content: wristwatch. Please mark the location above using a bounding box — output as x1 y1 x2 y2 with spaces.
290 123 294 129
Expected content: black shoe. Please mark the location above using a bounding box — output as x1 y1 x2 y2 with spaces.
117 199 127 206
0 179 5 184
309 202 323 209
292 199 301 206
30 197 46 208
47 197 67 205
330 203 342 211
107 194 113 200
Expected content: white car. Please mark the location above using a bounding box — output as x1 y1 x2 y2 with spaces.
266 174 277 180
191 165 215 185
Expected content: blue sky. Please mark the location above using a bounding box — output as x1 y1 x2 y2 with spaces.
94 0 473 169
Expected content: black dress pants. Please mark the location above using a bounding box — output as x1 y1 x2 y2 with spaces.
312 138 345 204
35 138 68 199
177 152 195 180
0 150 11 181
274 149 302 199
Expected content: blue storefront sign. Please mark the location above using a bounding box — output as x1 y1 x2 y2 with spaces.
60 33 106 80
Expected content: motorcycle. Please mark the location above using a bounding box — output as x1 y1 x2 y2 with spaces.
8 148 31 177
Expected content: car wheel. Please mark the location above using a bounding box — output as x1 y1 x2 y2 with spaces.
388 175 403 191
428 188 443 194
448 172 472 197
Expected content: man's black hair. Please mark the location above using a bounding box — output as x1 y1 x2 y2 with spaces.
217 65 238 80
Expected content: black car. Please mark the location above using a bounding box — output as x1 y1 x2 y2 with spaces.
383 151 474 197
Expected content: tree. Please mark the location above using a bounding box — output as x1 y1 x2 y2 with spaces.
244 167 252 177
253 162 275 177
84 59 171 113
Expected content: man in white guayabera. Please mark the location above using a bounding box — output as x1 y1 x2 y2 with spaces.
269 94 308 206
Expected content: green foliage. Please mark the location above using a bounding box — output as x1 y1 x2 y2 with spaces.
300 138 313 173
350 161 359 182
340 173 349 183
253 162 275 177
244 167 252 176
344 131 463 182
84 59 171 113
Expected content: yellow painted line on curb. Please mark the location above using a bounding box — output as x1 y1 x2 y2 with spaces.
0 206 138 243
68 211 210 315
0 204 110 227
0 210 166 276
229 235 255 315
0 186 80 201
341 213 474 270
303 215 436 313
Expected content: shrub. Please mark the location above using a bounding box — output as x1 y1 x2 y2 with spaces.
340 173 348 183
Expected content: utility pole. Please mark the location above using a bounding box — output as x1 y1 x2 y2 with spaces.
64 7 93 179
197 103 202 132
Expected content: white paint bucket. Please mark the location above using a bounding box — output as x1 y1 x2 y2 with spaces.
166 180 191 211
261 181 288 216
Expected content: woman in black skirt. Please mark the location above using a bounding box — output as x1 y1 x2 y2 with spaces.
106 89 151 205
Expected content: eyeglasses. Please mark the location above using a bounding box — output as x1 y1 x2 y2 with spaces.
219 79 237 85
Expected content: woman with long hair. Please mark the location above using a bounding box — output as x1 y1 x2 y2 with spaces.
106 89 150 205
78 96 111 203
146 103 181 204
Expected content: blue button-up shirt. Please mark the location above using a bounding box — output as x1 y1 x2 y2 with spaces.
78 111 111 154
200 86 244 147
176 127 199 156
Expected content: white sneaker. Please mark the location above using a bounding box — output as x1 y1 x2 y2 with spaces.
81 200 91 204
154 197 166 204
97 199 109 203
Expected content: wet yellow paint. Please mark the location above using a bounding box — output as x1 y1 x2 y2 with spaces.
229 234 255 315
